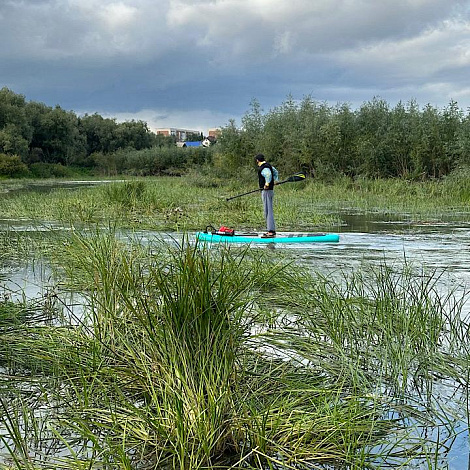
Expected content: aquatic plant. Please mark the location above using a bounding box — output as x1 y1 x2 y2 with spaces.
260 261 468 467
2 173 470 232
0 232 405 469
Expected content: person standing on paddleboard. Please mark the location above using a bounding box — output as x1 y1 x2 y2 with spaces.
255 154 279 238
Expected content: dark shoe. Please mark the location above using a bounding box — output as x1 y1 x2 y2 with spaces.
261 231 276 238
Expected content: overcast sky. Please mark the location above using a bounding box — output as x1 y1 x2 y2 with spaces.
1 0 469 133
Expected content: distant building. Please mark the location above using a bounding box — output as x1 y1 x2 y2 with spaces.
176 141 203 148
156 128 201 141
208 128 221 139
156 127 220 145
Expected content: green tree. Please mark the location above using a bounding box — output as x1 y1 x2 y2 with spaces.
31 106 86 165
278 95 304 173
155 133 176 148
355 97 393 177
241 98 264 156
217 119 244 170
115 120 155 150
330 103 358 176
0 88 32 158
299 98 334 176
0 124 30 158
414 104 445 178
456 109 470 166
79 114 119 155
441 100 463 174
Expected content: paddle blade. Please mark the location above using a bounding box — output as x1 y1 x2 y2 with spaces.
286 173 306 183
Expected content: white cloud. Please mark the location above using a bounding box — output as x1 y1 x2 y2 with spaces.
95 2 139 31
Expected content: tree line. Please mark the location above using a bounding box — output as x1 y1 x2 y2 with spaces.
218 96 470 179
0 87 186 177
2 87 470 180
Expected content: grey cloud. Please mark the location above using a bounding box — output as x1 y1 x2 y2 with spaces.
167 0 469 64
3 0 467 65
0 0 173 60
332 19 470 86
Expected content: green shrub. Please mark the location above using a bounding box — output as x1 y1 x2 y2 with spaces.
92 147 214 176
0 153 29 178
29 162 77 178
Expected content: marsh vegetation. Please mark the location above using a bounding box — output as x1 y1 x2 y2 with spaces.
0 224 470 469
3 86 470 468
1 168 470 469
1 170 470 233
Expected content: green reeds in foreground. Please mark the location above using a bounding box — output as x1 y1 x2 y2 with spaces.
1 231 469 469
0 232 386 469
288 264 465 393
262 261 469 466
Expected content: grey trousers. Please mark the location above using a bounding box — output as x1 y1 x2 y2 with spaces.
261 189 276 232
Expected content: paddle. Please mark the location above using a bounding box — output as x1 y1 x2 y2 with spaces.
226 173 306 201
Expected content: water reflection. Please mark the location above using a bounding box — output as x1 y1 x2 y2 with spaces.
1 179 121 196
2 212 469 304
336 211 470 234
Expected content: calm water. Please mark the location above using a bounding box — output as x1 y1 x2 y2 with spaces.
0 179 122 196
1 208 470 469
2 213 469 318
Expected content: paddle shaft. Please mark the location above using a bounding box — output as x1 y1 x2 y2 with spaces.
226 176 302 201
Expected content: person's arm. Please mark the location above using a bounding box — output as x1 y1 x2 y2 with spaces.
261 168 272 188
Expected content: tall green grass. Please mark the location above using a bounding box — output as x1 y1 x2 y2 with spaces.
0 229 63 267
2 172 469 232
259 262 469 467
309 173 470 216
0 232 393 469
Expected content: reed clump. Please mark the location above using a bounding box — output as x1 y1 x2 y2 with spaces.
104 180 146 208
0 230 62 266
265 263 466 388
